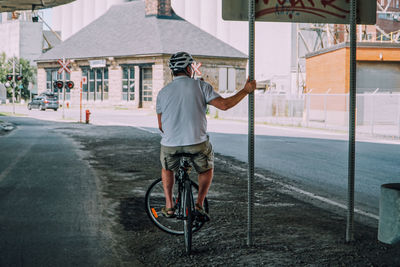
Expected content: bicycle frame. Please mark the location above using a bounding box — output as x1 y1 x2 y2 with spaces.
175 157 195 220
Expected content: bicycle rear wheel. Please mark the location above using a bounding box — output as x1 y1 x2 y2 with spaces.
183 179 193 254
145 178 208 235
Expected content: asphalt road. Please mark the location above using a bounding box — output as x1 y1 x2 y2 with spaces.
0 117 114 266
2 105 399 215
208 132 400 214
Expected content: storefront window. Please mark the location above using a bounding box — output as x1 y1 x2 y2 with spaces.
81 67 109 101
142 67 152 102
122 66 135 101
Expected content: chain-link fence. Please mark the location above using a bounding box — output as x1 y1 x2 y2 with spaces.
209 92 400 138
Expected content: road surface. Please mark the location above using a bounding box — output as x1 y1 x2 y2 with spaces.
0 116 115 266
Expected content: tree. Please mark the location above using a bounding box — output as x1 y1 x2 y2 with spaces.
0 52 37 101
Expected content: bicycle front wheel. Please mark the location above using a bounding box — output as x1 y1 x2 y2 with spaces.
145 178 209 235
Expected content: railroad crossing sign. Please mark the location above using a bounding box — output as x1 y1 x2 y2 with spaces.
57 58 71 74
191 62 202 76
222 0 376 25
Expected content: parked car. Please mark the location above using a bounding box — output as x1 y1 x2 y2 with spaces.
27 93 59 111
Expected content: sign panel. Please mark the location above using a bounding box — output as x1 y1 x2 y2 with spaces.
89 59 106 69
222 0 376 25
82 76 87 84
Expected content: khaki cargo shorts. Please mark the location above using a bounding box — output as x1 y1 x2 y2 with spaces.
160 139 214 173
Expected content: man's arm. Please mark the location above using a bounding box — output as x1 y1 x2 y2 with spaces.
209 77 256 111
157 113 163 133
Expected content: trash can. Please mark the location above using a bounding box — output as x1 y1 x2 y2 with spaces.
378 183 400 244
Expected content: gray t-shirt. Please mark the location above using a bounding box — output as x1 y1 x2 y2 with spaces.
156 76 220 147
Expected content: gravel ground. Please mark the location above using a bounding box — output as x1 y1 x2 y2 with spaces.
54 123 400 266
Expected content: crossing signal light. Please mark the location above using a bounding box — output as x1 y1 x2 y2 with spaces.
16 75 23 81
6 75 13 81
65 81 74 89
53 80 64 89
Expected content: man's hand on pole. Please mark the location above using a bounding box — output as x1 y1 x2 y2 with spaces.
244 76 257 94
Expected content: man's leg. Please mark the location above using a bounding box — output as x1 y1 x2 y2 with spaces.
161 168 175 210
196 168 213 207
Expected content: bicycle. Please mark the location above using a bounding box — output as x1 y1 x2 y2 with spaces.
145 154 209 254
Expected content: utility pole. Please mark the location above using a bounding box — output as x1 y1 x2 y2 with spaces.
12 57 16 115
62 57 66 120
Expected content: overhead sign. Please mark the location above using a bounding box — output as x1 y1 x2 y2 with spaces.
222 0 376 25
57 58 71 74
89 59 106 69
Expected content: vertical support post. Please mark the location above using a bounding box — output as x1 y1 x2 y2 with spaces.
324 88 331 128
370 88 379 135
346 0 357 243
62 57 66 120
296 23 299 97
247 0 255 247
398 94 400 138
80 80 83 123
19 64 22 103
371 94 375 135
12 57 16 115
306 89 312 127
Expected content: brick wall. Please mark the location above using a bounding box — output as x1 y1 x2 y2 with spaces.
69 68 81 107
36 68 46 95
109 65 122 105
145 0 172 17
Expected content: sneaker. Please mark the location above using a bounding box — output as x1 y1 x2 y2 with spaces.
195 203 210 222
161 207 176 218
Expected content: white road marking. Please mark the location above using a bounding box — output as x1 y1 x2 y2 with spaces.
216 158 379 220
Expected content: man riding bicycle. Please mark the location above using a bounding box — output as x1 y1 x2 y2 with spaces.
156 52 256 221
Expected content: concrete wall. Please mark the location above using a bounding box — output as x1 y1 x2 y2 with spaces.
0 20 43 64
19 21 43 64
0 21 20 58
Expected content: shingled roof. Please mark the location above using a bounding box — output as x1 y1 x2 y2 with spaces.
37 1 247 62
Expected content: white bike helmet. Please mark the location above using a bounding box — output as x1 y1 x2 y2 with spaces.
168 52 194 73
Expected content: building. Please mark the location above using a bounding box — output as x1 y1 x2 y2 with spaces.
305 42 400 125
35 0 247 108
0 11 43 63
48 0 296 95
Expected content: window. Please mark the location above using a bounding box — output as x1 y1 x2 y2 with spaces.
218 67 236 93
45 69 70 100
397 0 399 8
142 67 152 102
122 66 135 101
81 67 108 101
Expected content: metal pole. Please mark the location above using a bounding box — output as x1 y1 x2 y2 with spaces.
324 88 331 128
62 57 66 120
12 57 15 115
346 0 357 243
247 0 255 247
398 94 400 138
80 80 82 123
19 64 22 103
